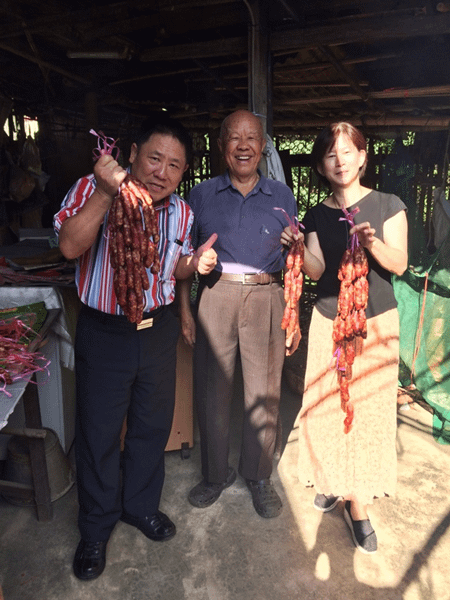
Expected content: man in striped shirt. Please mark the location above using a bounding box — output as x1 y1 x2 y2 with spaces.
54 116 216 581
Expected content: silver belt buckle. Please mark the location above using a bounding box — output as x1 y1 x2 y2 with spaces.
136 317 154 330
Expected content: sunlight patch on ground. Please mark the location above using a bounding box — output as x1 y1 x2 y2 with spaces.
314 552 330 581
276 406 450 599
279 424 405 592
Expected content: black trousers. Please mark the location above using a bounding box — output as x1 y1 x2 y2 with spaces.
74 304 179 542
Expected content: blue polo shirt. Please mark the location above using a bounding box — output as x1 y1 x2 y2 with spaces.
188 171 297 274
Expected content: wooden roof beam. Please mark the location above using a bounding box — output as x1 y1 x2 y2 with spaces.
140 36 247 61
274 52 401 75
0 41 91 85
272 11 450 52
218 82 369 89
282 84 450 105
81 4 245 43
173 114 450 133
317 45 377 111
110 58 248 86
191 57 245 102
272 115 450 131
132 11 450 63
0 0 239 40
274 0 300 22
193 51 398 82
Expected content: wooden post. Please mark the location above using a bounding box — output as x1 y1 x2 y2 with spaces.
246 0 271 176
22 376 53 521
209 126 223 178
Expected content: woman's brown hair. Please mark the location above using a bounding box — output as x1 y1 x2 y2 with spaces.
311 122 368 184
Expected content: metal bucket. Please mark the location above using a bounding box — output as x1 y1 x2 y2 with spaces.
2 427 75 506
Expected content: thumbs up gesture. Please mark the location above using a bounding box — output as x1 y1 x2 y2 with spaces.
194 233 218 275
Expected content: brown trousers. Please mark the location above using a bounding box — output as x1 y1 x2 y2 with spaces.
194 277 286 483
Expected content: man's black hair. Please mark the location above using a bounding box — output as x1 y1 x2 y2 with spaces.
135 113 193 165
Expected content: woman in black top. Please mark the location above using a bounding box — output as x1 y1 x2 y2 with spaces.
282 122 407 554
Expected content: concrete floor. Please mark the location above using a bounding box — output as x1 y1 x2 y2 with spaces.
1 375 450 600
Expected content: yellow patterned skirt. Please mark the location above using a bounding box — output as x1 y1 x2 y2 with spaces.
297 307 399 505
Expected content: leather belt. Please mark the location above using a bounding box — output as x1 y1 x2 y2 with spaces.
213 272 282 285
81 304 166 329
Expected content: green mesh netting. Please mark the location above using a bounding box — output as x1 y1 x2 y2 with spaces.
393 188 450 444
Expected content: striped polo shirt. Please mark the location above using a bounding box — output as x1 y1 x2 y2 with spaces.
54 173 194 314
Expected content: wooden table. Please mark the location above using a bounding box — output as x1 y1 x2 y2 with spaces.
0 308 60 521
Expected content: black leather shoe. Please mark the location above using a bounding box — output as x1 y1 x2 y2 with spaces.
73 539 107 581
120 510 176 541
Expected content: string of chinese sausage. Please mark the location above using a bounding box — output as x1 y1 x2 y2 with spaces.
90 130 160 324
0 315 50 396
332 206 369 434
275 208 305 351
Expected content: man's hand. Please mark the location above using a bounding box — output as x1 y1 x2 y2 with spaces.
194 233 218 275
93 154 127 202
285 328 301 357
174 233 218 279
59 155 127 260
180 308 196 348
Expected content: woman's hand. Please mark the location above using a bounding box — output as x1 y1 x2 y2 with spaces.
350 211 408 276
281 228 326 281
280 226 304 249
349 222 376 249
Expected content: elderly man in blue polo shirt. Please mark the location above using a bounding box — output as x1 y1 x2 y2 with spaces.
184 109 297 518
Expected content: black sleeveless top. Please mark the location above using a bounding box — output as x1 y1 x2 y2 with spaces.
302 190 407 320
